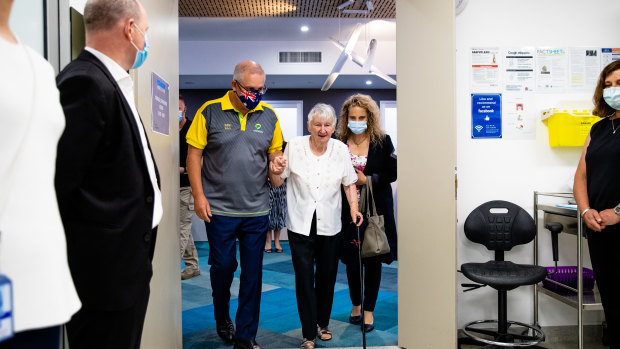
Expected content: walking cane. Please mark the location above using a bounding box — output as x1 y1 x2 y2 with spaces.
355 221 367 349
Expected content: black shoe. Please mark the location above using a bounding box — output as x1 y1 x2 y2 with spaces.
216 318 235 344
349 314 362 325
233 339 261 349
363 323 375 333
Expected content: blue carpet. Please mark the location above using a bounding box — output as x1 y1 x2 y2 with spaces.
182 241 398 348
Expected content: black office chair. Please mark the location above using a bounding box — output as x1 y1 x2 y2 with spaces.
459 200 548 348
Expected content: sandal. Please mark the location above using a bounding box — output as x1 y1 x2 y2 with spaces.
300 339 315 349
264 249 272 253
317 326 332 341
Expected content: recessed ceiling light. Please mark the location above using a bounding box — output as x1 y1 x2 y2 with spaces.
300 25 309 32
365 80 373 85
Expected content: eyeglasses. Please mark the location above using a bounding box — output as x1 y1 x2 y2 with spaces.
235 80 268 95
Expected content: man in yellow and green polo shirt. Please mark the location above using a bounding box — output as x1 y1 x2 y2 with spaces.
186 60 286 349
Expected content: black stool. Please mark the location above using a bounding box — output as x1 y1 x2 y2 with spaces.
459 200 548 348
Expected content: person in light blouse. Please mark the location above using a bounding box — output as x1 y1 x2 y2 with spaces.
271 103 362 349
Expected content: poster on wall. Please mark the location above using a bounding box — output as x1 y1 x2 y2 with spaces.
471 93 502 139
602 48 620 67
569 48 600 90
471 47 500 92
502 94 535 140
536 48 568 90
151 72 170 136
504 48 535 92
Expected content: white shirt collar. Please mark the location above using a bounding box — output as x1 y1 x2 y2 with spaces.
84 46 129 83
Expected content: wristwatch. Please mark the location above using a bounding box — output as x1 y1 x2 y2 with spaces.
614 205 620 216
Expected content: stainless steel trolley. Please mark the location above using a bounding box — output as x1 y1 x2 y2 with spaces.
533 191 603 349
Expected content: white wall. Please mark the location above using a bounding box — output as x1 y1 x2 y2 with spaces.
456 0 620 327
135 1 182 348
397 0 456 347
180 40 396 76
9 0 45 55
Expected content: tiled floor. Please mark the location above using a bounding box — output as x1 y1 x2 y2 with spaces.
182 241 398 349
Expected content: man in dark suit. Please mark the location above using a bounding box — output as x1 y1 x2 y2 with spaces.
55 0 161 348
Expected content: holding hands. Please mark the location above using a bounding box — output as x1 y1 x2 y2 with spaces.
270 155 287 175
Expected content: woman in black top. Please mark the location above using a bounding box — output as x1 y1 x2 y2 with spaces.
574 60 620 349
337 94 397 333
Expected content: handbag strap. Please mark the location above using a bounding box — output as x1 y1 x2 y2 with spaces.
365 176 378 216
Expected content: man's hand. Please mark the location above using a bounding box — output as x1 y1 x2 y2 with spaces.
179 167 185 174
194 194 212 223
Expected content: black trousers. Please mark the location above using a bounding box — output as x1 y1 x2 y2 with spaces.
0 325 60 349
588 229 620 349
288 214 341 340
346 257 382 312
66 287 150 349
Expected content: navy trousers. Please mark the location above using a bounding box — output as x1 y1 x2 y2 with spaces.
205 214 268 342
0 326 60 349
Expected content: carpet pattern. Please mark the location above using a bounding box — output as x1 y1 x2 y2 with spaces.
182 241 398 348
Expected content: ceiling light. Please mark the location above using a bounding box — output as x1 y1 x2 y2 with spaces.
300 25 309 32
343 9 368 14
365 80 373 85
337 0 354 10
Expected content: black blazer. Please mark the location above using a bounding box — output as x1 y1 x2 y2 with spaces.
342 134 397 264
55 50 159 311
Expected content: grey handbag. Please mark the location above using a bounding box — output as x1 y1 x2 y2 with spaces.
360 176 390 258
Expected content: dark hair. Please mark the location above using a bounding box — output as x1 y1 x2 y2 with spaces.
593 60 620 117
84 0 141 33
179 94 184 102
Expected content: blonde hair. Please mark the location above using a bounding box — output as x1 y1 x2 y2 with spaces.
337 94 385 145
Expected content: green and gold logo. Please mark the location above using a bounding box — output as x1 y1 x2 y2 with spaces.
255 123 262 130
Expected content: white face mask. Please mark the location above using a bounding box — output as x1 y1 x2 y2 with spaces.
604 87 620 110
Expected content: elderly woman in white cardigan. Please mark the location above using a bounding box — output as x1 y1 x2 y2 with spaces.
272 103 362 349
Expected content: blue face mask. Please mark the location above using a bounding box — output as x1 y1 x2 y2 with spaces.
348 120 367 135
130 24 149 69
178 110 184 122
604 87 620 110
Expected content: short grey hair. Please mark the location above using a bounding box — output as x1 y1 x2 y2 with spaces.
233 61 265 83
307 103 337 128
84 0 141 32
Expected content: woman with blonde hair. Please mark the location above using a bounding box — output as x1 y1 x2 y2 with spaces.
337 94 397 332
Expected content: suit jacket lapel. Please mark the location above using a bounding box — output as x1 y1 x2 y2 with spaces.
79 50 158 185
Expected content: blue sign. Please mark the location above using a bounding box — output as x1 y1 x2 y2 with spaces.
471 93 502 139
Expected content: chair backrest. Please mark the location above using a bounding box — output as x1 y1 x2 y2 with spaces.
464 200 536 252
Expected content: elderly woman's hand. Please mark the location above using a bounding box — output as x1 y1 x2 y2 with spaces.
351 209 364 226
